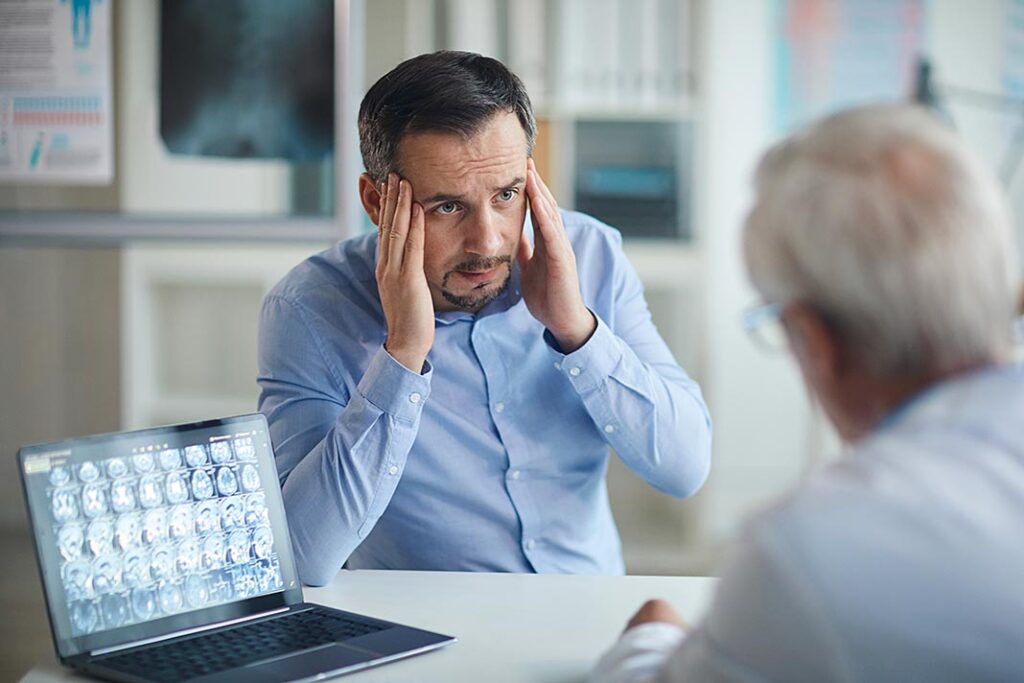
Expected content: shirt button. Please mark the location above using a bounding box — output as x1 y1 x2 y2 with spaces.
387 465 399 475
553 362 561 370
510 469 520 480
604 424 615 434
525 538 536 550
568 367 581 377
409 392 422 404
494 402 505 413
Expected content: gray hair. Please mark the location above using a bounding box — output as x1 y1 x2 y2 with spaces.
744 104 1021 377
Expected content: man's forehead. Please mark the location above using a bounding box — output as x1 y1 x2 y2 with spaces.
397 114 528 195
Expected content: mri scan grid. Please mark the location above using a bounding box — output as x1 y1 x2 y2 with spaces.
46 436 283 636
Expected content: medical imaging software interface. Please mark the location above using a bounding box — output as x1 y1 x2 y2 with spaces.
37 432 284 637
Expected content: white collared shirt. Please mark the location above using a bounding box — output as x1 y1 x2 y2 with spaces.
593 364 1024 682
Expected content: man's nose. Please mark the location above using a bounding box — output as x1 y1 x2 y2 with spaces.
463 209 504 256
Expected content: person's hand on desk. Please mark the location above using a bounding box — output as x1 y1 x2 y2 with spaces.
518 158 597 353
625 599 690 633
590 599 691 683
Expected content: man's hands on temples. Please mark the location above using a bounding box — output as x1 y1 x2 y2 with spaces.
374 159 597 371
376 173 434 373
518 158 597 353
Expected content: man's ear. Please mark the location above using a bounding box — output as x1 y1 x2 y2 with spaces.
785 304 845 388
358 173 383 225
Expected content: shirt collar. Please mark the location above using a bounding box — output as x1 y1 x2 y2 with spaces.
874 362 1012 433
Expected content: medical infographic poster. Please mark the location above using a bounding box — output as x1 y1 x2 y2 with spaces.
773 0 927 133
0 0 113 184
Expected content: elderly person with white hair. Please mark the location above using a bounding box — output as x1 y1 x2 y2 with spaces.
592 103 1024 683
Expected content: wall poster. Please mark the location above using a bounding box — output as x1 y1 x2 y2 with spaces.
0 0 113 184
774 0 927 133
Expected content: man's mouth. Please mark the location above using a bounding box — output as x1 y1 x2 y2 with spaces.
440 256 513 310
452 267 501 286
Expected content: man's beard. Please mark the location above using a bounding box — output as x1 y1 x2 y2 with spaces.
440 255 513 311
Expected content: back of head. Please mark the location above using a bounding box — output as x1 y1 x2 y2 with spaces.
358 50 536 183
744 104 1021 377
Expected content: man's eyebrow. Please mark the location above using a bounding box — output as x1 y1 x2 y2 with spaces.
418 191 465 205
417 177 526 205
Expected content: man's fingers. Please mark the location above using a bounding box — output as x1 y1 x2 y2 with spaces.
529 159 560 212
382 173 400 229
375 180 387 232
380 174 400 250
528 159 562 223
376 180 391 268
403 202 425 273
527 169 561 252
516 228 534 270
386 179 413 274
536 172 565 240
527 200 547 261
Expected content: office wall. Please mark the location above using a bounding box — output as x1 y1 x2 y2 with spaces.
930 0 1024 266
0 247 121 532
1 0 1017 550
697 0 1020 543
698 0 821 543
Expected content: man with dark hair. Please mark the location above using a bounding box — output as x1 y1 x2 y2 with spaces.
257 51 711 586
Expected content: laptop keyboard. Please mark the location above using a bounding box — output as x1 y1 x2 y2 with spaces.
96 607 387 682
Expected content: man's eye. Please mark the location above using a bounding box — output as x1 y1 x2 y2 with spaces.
498 189 517 202
436 202 459 215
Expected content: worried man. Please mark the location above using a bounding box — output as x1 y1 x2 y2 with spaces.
258 51 712 586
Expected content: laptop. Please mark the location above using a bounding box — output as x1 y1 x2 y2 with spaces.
18 413 455 682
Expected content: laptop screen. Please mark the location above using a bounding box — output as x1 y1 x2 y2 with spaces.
19 414 304 659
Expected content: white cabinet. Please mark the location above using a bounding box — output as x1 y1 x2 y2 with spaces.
120 244 328 429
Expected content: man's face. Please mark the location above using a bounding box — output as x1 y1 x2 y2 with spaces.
396 112 529 312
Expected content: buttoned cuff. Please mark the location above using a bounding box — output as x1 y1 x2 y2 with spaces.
546 314 622 393
356 346 432 422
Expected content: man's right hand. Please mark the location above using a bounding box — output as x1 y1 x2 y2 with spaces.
376 173 434 372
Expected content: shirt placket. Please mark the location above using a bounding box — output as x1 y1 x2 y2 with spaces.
469 314 541 571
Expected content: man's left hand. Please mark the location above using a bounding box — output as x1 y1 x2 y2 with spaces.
625 599 690 632
518 158 597 353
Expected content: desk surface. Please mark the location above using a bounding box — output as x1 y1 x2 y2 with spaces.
22 570 716 683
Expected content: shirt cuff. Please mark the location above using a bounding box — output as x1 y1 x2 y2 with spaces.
545 314 622 393
356 346 432 422
590 622 687 683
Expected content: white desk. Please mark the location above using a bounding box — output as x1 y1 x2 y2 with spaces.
22 571 717 683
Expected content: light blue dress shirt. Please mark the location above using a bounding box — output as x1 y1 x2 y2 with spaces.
592 363 1024 682
257 210 712 586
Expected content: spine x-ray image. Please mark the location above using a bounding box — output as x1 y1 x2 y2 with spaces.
160 0 334 161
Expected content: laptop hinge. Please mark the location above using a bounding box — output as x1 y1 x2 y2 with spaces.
90 606 293 657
